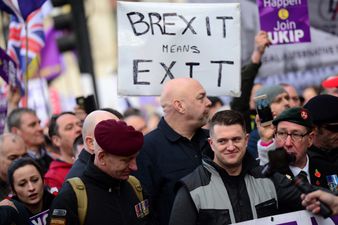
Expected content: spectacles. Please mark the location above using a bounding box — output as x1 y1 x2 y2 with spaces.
275 131 309 142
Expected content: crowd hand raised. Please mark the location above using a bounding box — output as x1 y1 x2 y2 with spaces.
256 114 275 143
251 30 272 64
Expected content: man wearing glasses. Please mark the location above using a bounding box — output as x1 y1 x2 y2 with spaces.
272 107 337 190
169 110 303 225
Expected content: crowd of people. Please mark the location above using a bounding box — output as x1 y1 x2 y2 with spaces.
0 30 338 225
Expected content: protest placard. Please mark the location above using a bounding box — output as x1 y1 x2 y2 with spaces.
257 0 311 45
234 210 338 225
0 47 25 94
29 209 49 225
117 2 241 96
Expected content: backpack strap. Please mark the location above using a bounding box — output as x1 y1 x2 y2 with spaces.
127 175 143 202
67 177 87 225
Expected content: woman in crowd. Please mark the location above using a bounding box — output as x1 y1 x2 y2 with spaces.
0 157 55 224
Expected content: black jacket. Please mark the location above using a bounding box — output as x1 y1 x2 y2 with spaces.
48 156 155 225
65 149 91 179
134 118 211 225
1 188 54 225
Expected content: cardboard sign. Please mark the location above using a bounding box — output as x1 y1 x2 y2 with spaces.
257 0 311 45
234 210 338 225
0 47 24 94
117 2 241 96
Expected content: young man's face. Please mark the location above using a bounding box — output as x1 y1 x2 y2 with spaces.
209 124 248 174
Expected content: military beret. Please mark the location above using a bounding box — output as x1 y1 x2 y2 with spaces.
273 107 313 128
255 85 286 105
94 119 143 156
304 94 338 125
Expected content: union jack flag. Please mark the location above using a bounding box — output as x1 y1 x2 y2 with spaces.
7 8 45 79
0 0 47 21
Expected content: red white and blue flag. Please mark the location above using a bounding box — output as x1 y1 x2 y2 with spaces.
7 9 45 74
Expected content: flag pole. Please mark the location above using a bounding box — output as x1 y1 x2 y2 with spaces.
23 22 29 107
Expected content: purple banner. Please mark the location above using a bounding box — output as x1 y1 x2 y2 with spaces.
29 209 49 225
0 47 24 95
257 0 311 45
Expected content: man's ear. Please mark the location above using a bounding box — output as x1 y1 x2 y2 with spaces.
96 150 106 166
11 127 19 134
51 135 61 148
173 100 185 113
307 131 315 147
85 136 94 153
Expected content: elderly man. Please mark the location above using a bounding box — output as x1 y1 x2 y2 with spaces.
7 108 52 174
65 110 120 179
44 112 82 190
134 77 211 225
268 107 337 189
0 133 27 199
169 110 303 225
48 119 153 225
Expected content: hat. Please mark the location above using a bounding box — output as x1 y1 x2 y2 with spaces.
94 119 143 156
273 107 313 128
322 76 338 88
255 85 286 105
303 94 338 125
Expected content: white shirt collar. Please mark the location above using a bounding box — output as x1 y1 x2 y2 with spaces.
289 155 310 183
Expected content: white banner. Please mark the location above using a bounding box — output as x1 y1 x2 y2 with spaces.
117 1 241 96
234 210 338 225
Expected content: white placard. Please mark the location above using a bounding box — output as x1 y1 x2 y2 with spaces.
233 210 338 225
117 1 241 96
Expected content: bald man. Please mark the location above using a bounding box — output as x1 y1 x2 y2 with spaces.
0 133 27 199
134 78 212 225
65 110 120 179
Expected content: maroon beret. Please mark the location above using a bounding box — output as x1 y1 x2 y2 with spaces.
94 119 143 156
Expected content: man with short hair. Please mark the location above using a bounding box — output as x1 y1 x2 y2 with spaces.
169 110 303 225
7 108 52 174
135 78 212 225
48 119 154 225
281 83 301 107
44 112 82 190
0 133 27 199
66 110 120 179
271 107 337 189
248 85 290 160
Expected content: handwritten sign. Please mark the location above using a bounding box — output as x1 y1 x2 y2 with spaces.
117 1 241 96
234 210 338 225
257 0 311 45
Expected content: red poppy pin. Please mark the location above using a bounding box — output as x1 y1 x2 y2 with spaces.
300 109 308 120
314 169 321 178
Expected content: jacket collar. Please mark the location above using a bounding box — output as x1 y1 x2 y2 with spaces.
83 156 122 191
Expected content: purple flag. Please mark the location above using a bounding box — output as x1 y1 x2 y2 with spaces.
39 28 63 81
257 0 311 45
